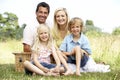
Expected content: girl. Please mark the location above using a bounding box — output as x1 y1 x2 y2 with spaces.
24 24 63 76
59 17 92 76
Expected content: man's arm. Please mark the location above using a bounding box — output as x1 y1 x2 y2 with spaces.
23 43 31 52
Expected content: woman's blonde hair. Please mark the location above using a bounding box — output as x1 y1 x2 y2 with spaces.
53 8 69 35
32 24 53 52
68 17 84 32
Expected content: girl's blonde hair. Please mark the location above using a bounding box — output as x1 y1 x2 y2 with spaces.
53 8 69 35
68 17 84 32
32 24 53 52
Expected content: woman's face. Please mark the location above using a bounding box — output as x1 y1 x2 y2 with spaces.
55 10 67 26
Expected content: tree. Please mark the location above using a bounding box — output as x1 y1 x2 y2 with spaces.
84 20 102 37
85 20 94 26
84 20 101 32
112 26 120 35
0 12 25 41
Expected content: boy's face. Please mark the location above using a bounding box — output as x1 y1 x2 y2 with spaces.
70 23 81 36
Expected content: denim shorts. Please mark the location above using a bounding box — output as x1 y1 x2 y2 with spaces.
67 53 89 67
25 62 56 75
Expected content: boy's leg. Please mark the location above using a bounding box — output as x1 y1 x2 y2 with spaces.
74 46 82 76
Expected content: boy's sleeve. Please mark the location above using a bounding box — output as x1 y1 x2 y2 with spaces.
82 37 92 55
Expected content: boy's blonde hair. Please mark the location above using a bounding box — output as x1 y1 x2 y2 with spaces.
68 17 84 32
32 24 53 52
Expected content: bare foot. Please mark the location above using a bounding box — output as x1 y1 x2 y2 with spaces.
32 73 36 76
76 72 81 76
63 70 73 76
45 71 60 77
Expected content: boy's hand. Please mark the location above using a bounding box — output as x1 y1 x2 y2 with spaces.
81 49 89 56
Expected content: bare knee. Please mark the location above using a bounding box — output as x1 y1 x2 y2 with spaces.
75 46 80 49
74 46 83 55
23 60 30 67
74 46 81 52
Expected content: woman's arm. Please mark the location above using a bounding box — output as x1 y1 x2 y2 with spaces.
33 53 50 73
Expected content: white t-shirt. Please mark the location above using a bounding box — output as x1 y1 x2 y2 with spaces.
23 19 51 48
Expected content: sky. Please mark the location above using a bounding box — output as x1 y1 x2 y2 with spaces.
0 0 120 33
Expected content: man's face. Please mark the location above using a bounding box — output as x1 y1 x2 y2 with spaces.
36 6 49 24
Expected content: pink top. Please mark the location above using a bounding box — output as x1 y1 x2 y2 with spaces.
37 48 52 63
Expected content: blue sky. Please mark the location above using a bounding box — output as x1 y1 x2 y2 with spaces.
0 0 120 33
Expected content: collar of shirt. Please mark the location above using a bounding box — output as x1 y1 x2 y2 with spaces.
69 33 84 45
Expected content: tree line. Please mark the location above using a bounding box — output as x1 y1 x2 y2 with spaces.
0 12 120 41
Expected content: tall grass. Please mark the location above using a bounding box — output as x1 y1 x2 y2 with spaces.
0 35 120 80
89 35 120 69
0 39 23 64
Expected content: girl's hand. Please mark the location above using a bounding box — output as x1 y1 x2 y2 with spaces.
43 68 50 73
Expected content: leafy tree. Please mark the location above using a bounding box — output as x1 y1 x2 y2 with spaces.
85 20 94 26
0 12 25 41
84 20 102 37
112 26 120 35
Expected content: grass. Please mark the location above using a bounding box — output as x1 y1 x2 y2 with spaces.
0 35 120 80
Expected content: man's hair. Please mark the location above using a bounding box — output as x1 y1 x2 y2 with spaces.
36 2 50 13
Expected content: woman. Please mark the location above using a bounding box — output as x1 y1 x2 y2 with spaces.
52 8 69 48
52 8 73 75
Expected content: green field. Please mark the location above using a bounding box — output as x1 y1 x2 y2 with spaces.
0 35 120 80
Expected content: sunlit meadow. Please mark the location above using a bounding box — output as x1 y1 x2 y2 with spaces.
0 35 120 80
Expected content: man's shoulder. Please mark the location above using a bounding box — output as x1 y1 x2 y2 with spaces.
24 19 52 31
24 20 39 31
45 20 52 28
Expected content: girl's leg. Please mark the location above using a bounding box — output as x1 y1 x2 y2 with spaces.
56 51 73 75
23 60 46 76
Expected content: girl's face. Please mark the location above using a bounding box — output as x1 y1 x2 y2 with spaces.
55 10 67 26
38 27 49 42
70 22 81 36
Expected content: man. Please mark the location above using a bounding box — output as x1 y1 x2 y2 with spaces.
23 2 50 52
